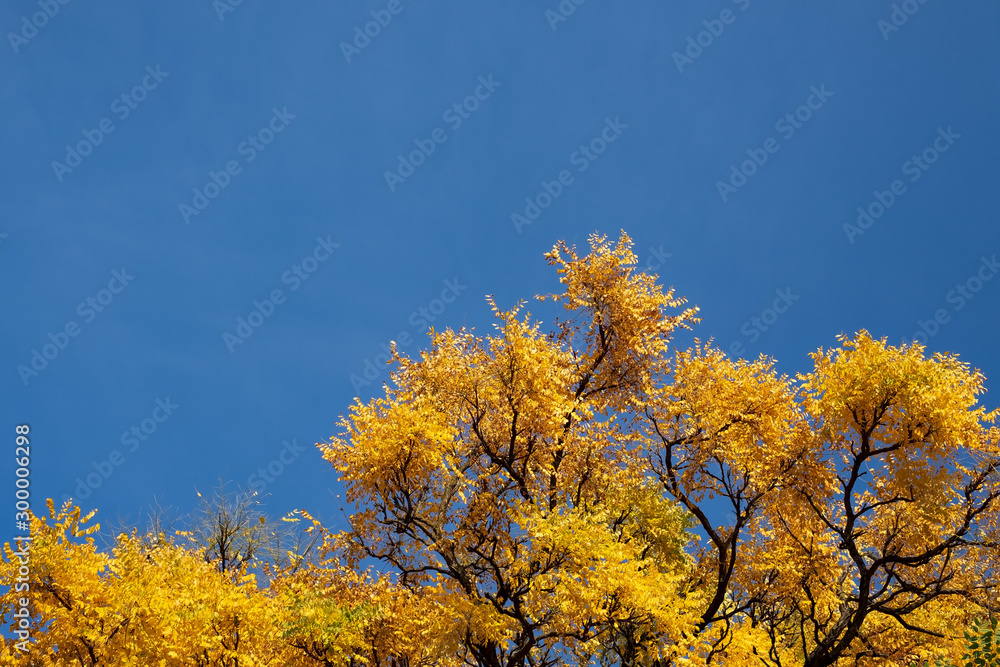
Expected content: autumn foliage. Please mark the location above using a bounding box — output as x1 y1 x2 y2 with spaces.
3 232 999 666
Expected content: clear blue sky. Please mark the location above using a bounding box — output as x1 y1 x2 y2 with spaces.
3 1 999 536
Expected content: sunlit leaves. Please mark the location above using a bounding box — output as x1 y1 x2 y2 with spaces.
5 233 998 667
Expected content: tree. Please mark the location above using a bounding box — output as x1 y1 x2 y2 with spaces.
0 499 421 666
178 479 273 575
5 230 997 667
324 231 1000 666
323 232 704 667
637 341 810 664
0 499 304 665
273 517 464 667
743 332 1000 666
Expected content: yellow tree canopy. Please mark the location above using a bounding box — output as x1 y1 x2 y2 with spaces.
0 501 453 666
4 231 998 667
324 231 1000 667
324 233 705 667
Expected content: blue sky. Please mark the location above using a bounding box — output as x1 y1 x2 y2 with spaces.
2 0 999 538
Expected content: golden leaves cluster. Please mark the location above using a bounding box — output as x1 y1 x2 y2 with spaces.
5 231 999 667
0 501 455 666
323 232 999 666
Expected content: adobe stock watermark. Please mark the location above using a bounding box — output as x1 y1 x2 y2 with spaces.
51 66 170 182
7 0 73 54
60 396 180 504
716 84 834 202
631 242 672 273
643 245 672 272
340 0 415 64
545 0 589 31
511 117 628 234
726 287 799 358
908 254 998 346
178 107 296 224
349 278 468 393
672 0 751 73
384 75 502 192
843 126 959 244
222 236 340 353
213 0 246 21
877 0 932 41
17 268 136 386
247 439 307 494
